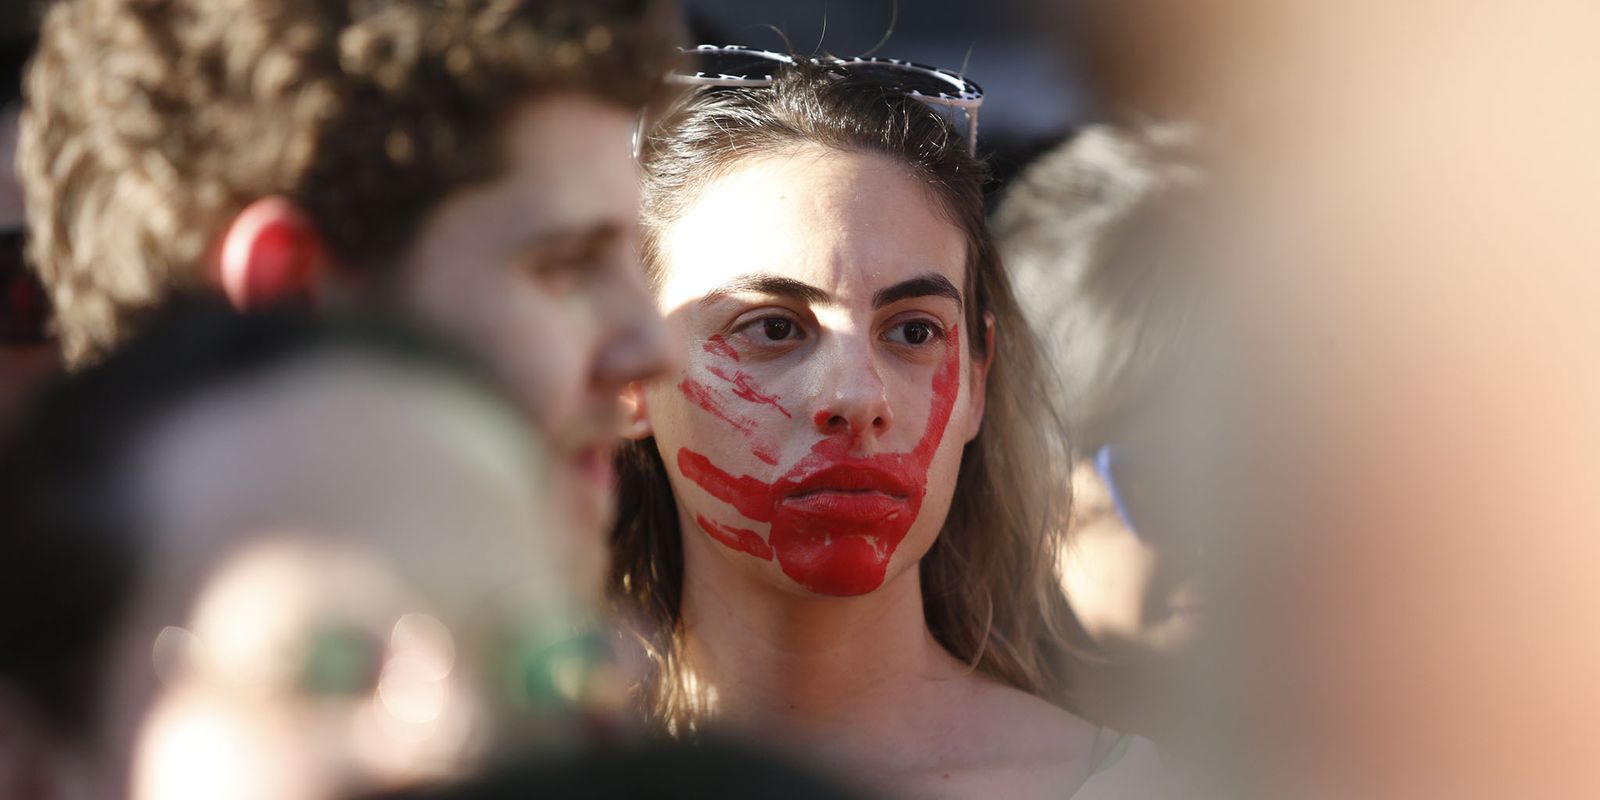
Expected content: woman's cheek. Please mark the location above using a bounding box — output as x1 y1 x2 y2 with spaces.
671 339 796 468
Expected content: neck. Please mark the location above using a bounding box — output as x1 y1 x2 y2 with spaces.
677 526 969 740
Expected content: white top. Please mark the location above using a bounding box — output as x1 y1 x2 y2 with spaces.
1070 729 1171 799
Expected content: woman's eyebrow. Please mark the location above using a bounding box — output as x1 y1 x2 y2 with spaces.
699 273 833 307
872 273 963 309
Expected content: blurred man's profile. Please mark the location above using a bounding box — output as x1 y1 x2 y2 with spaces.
20 0 684 543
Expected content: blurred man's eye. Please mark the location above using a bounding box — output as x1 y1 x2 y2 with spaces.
523 230 621 293
527 257 585 293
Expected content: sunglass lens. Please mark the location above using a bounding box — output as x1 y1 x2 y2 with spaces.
683 49 784 81
839 62 967 100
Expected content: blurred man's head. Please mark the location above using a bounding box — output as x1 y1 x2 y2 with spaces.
21 0 684 529
0 308 608 800
995 123 1210 656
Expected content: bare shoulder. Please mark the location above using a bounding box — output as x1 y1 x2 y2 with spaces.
879 671 1166 800
908 678 1100 794
961 679 1102 762
934 680 1170 800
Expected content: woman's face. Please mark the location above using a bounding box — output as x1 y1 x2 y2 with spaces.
641 146 987 597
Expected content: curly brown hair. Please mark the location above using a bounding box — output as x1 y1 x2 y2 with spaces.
21 0 681 366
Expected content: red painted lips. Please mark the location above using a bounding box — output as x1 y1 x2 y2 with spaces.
779 464 913 526
679 324 962 596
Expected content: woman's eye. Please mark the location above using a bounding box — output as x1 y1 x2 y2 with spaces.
758 317 800 342
886 320 943 346
731 313 806 349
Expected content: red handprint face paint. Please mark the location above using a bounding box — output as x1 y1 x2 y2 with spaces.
677 335 794 465
679 326 961 595
694 514 774 560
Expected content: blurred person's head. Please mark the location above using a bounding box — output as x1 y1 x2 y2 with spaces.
0 5 54 436
1062 2 1600 797
993 123 1208 657
0 306 607 800
350 737 876 800
21 0 685 533
612 58 1082 727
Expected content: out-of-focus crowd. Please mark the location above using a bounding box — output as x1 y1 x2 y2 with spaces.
1 2 1596 799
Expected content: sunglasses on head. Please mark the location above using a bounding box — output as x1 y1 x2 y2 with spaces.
0 230 50 346
665 45 986 156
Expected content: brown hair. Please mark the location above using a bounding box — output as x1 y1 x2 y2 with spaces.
21 0 681 366
612 61 1086 730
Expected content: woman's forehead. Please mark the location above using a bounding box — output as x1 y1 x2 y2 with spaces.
655 147 967 312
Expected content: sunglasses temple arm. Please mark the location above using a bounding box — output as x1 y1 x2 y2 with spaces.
967 108 980 156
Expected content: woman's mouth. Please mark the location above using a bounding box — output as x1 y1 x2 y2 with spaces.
782 463 914 496
779 489 910 525
777 464 915 526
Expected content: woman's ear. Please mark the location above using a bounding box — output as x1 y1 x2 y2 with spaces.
620 380 655 440
963 312 997 443
215 196 329 311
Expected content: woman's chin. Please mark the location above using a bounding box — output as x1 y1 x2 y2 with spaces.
777 539 891 597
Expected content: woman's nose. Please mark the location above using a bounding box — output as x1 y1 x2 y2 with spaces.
812 342 894 439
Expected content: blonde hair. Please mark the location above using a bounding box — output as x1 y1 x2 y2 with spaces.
611 61 1087 731
993 123 1204 449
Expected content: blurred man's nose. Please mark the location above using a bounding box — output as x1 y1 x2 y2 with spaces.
593 257 677 388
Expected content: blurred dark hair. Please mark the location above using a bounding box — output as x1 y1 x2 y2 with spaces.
351 737 876 800
1 3 46 345
0 1 40 107
0 301 507 741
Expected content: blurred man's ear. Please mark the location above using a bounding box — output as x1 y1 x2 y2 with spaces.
619 380 654 440
216 196 329 311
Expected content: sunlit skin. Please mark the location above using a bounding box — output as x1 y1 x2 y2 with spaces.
628 147 1122 799
1059 464 1204 655
389 93 675 542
